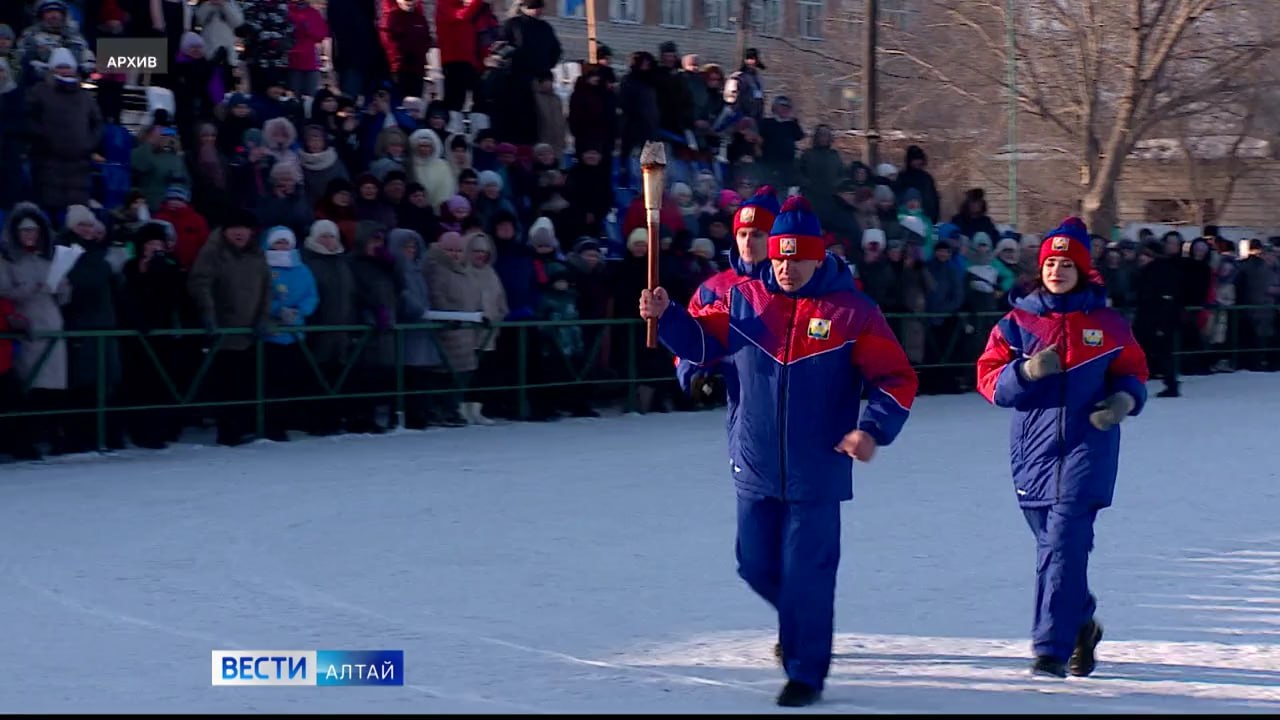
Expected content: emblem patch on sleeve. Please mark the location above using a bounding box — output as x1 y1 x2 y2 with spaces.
1083 328 1103 347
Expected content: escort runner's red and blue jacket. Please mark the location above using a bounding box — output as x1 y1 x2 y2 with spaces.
977 284 1150 510
674 253 764 417
657 256 918 502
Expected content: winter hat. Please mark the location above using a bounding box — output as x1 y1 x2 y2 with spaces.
768 196 826 262
875 163 898 179
873 184 895 204
224 208 258 232
718 189 743 209
495 142 517 156
905 145 927 164
17 217 41 231
37 0 68 15
899 214 927 240
401 96 425 116
180 32 204 55
671 182 693 201
265 226 297 250
446 195 471 215
529 217 558 250
307 219 339 242
0 24 14 41
49 47 77 71
862 228 886 249
972 231 994 250
65 204 96 228
134 221 169 247
164 184 191 203
627 227 648 251
901 188 923 205
996 237 1020 255
1038 217 1092 273
572 237 601 254
477 170 503 190
733 185 780 235
690 237 716 259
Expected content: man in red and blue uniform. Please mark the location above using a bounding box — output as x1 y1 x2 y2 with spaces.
674 186 780 408
977 218 1149 678
640 197 918 707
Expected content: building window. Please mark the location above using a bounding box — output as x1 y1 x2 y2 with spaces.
799 0 823 39
611 0 641 23
704 0 730 31
750 0 782 36
661 0 691 27
881 0 913 29
561 0 587 20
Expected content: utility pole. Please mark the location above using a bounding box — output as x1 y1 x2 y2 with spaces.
586 0 598 63
861 0 879 168
736 0 751 67
1004 0 1018 227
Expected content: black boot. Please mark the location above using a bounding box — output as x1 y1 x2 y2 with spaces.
1069 619 1103 677
1030 656 1067 678
1156 386 1180 398
776 680 821 707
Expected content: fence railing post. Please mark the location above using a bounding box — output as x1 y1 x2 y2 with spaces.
517 325 530 420
394 327 405 427
255 336 266 439
625 321 637 413
96 334 107 450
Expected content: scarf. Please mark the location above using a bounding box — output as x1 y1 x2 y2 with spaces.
267 250 296 268
300 146 338 172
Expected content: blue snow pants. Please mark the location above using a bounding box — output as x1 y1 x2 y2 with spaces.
1022 505 1098 662
736 493 841 690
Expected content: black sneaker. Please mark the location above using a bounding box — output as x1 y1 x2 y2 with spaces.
1069 620 1103 677
776 680 821 707
1156 387 1180 398
1031 656 1067 678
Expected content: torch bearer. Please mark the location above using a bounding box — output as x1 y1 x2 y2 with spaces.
639 141 667 349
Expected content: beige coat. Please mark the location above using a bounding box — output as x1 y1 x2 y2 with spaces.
424 244 482 373
467 233 508 352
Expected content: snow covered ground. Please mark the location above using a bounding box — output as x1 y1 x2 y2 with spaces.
2 372 1279 713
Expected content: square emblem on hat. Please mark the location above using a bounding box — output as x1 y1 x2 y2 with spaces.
1083 328 1103 347
807 318 831 340
739 207 755 223
1051 236 1070 252
779 237 797 256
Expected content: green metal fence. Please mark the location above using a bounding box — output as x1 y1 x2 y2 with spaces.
1 306 1276 449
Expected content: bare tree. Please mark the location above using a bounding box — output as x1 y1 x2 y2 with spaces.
885 0 1277 232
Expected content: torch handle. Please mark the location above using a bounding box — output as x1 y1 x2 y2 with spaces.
646 216 660 349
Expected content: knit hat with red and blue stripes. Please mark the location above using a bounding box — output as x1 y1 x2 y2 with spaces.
768 196 826 262
1039 217 1093 273
733 185 781 235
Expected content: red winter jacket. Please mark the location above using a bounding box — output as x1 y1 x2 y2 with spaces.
380 0 435 74
156 204 212 271
0 298 20 375
287 2 330 71
435 0 485 69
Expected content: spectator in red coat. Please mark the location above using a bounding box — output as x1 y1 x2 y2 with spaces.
379 0 434 103
622 191 687 241
434 0 485 112
154 185 211 270
286 0 329 97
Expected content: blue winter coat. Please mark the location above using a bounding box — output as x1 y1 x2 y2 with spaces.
658 255 918 502
977 284 1150 510
265 250 320 346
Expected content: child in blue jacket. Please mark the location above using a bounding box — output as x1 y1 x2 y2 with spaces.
977 218 1150 679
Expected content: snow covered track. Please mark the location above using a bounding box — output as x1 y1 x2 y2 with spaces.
2 373 1278 712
